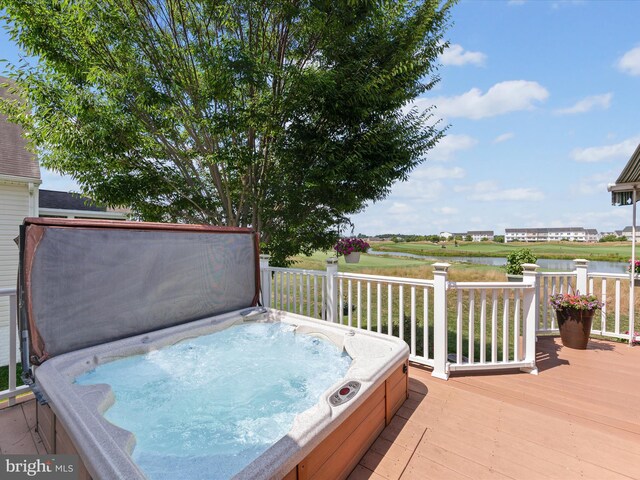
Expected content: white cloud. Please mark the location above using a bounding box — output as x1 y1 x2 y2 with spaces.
439 44 487 67
428 134 478 162
617 46 640 76
554 93 612 115
432 206 458 215
414 165 465 180
570 136 640 163
570 170 617 196
430 80 549 120
455 180 544 202
493 132 514 144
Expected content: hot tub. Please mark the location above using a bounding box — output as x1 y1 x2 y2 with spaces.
17 219 409 480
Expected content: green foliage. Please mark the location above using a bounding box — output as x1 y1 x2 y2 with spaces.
599 234 628 243
0 0 452 266
464 234 472 242
493 235 505 243
505 248 537 275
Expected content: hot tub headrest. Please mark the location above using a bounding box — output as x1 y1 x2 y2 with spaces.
19 218 260 364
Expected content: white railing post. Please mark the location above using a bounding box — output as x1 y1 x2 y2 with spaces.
259 254 271 308
8 292 17 406
325 258 339 323
521 263 539 375
574 259 589 294
432 263 450 380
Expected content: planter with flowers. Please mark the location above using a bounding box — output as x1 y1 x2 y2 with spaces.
627 259 640 287
334 238 370 264
550 292 603 349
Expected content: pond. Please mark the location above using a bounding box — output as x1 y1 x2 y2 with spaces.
367 249 627 275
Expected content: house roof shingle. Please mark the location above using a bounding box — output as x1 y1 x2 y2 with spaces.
39 190 106 212
0 77 40 180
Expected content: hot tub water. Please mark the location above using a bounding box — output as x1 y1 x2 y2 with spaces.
75 322 352 479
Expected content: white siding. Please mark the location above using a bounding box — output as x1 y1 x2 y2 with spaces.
0 181 33 366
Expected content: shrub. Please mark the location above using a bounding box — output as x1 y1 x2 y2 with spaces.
505 248 537 275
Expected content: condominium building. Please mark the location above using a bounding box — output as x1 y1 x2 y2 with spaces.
505 227 599 243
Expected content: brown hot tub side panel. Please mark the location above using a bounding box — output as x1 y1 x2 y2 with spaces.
36 362 409 480
37 403 92 480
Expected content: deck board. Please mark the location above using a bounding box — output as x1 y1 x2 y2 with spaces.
1 336 639 480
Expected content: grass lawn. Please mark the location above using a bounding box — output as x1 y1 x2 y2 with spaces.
0 362 22 392
371 240 632 263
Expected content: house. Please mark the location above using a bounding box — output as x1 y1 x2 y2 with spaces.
0 78 40 365
467 230 494 242
621 226 640 242
0 79 128 365
39 189 128 220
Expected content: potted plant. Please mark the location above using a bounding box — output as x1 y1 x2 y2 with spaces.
627 259 640 287
505 248 537 282
549 292 603 349
334 237 370 264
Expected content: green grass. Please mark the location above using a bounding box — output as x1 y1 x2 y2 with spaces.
371 240 632 263
0 363 23 392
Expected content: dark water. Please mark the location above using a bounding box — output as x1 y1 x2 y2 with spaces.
367 249 626 274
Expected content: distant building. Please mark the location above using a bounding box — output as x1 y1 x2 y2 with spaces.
505 227 599 243
621 227 640 242
39 189 128 220
467 230 494 242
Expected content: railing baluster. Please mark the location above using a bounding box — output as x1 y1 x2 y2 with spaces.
367 282 372 331
480 290 487 364
411 286 416 356
601 278 607 333
514 289 521 361
348 279 353 327
503 289 510 363
313 276 318 318
339 278 344 325
388 284 393 336
306 275 311 316
551 277 557 329
356 281 362 329
491 290 498 363
615 279 621 334
456 290 463 364
377 284 382 333
321 276 326 320
279 272 283 309
468 290 474 364
286 272 291 311
424 288 430 359
399 285 404 342
543 276 549 330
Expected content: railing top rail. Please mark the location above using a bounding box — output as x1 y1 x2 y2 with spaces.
539 271 576 277
449 281 535 290
263 266 327 276
587 272 628 279
335 271 434 287
0 287 16 296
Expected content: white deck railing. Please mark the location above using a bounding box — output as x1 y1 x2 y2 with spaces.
1 257 637 403
0 287 29 406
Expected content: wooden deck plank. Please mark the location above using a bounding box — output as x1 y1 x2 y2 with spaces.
1 336 638 480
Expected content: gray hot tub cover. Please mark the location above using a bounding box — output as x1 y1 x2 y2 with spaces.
19 218 260 365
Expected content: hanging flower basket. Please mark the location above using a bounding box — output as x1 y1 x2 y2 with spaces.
334 238 369 264
627 260 640 286
344 252 361 264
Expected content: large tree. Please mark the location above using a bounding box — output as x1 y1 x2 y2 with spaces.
1 0 450 265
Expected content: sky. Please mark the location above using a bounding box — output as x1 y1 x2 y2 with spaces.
2 0 640 235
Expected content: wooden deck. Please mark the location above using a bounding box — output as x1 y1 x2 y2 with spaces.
2 336 640 479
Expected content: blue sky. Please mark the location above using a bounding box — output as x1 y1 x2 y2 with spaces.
3 1 640 235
